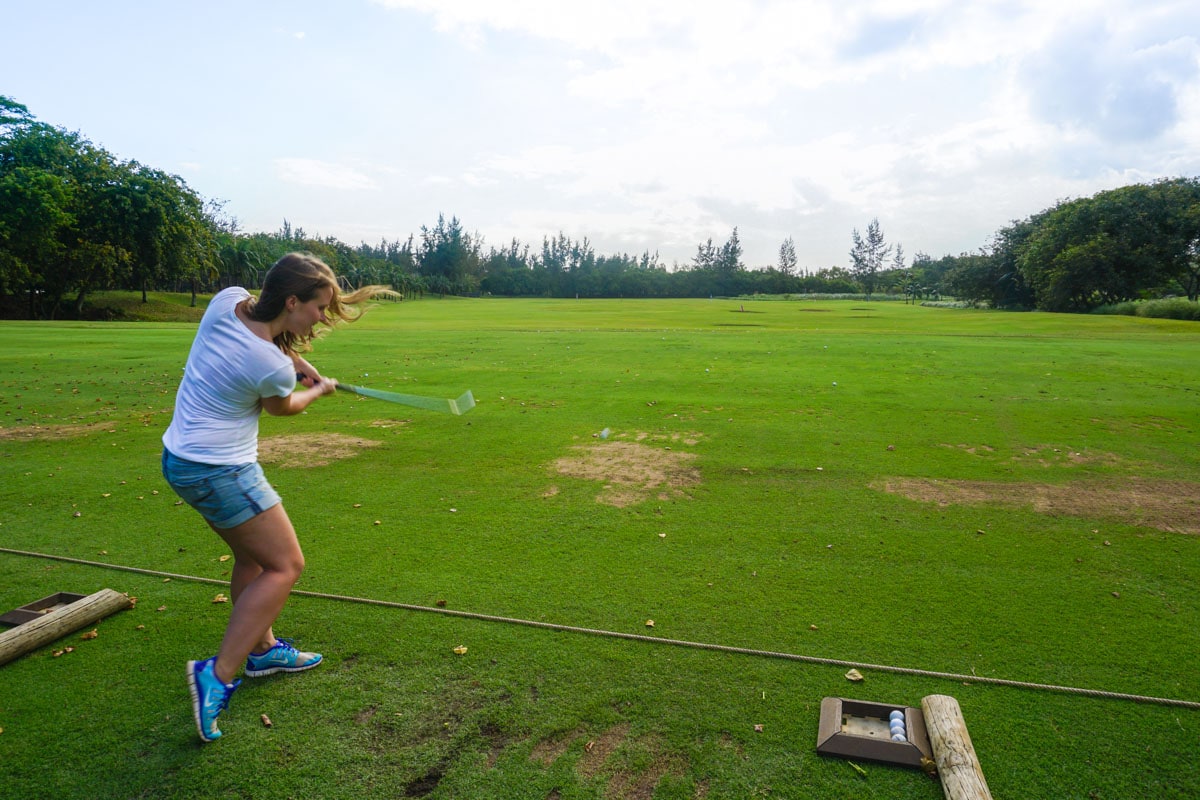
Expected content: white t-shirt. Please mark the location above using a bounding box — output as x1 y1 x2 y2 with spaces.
163 287 296 464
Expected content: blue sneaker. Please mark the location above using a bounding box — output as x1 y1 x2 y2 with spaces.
244 638 323 677
187 657 240 742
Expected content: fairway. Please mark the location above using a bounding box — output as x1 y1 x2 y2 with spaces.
1 298 1198 799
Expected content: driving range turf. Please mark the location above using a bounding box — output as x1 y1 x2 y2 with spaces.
0 297 1197 799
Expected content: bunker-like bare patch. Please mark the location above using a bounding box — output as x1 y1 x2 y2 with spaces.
876 477 1200 534
258 433 382 468
0 421 118 440
553 439 700 507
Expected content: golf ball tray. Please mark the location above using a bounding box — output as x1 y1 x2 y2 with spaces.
815 697 933 768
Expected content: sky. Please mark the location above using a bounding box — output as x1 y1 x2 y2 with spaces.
4 0 1200 269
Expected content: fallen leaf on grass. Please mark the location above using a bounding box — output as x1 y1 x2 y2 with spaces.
645 619 655 628
845 669 864 682
754 724 764 732
80 629 98 640
453 645 468 655
218 554 231 562
261 714 272 728
157 605 166 612
212 593 228 604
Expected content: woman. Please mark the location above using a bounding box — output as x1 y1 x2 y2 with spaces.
162 252 388 742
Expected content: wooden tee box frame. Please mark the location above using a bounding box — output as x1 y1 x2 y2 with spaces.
0 591 89 627
0 589 133 667
816 697 934 767
818 695 994 800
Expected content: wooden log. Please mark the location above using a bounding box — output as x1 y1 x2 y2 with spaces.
0 589 132 667
921 694 993 800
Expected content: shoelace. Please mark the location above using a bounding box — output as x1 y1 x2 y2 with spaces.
216 680 240 710
272 638 298 656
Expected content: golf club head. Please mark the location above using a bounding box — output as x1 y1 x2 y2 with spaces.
450 390 476 415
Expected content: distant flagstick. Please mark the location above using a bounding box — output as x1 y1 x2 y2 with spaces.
300 374 475 415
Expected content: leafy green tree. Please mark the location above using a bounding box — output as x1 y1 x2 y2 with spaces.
0 95 33 127
778 236 797 276
849 218 891 299
418 214 480 295
0 165 72 309
1 98 217 317
1017 180 1200 311
716 227 743 273
692 237 717 270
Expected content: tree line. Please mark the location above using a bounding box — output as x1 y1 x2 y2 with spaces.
939 179 1200 310
3 95 1197 318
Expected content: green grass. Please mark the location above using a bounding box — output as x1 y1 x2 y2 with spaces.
1 297 1198 799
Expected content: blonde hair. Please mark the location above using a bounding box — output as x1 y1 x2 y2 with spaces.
247 252 396 354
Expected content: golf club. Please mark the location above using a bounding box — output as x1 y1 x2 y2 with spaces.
298 373 474 415
337 383 475 415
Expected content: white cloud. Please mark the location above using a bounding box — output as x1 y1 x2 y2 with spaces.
274 158 378 190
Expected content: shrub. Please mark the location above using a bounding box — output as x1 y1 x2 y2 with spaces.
1092 298 1200 320
1092 301 1140 316
1138 298 1200 320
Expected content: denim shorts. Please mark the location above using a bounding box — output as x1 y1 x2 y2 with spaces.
161 449 281 530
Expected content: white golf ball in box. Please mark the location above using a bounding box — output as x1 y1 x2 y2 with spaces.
891 732 908 743
889 710 905 723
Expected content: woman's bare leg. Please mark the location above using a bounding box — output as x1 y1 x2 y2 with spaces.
209 504 304 684
219 530 275 654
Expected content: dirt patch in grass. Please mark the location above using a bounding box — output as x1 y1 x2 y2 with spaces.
577 723 631 778
0 421 118 440
877 477 1200 534
602 738 685 800
939 443 1126 468
258 433 382 468
530 727 586 766
531 723 685 799
552 438 701 507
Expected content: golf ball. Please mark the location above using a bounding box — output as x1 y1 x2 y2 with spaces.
889 710 905 723
890 723 906 737
891 733 907 743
